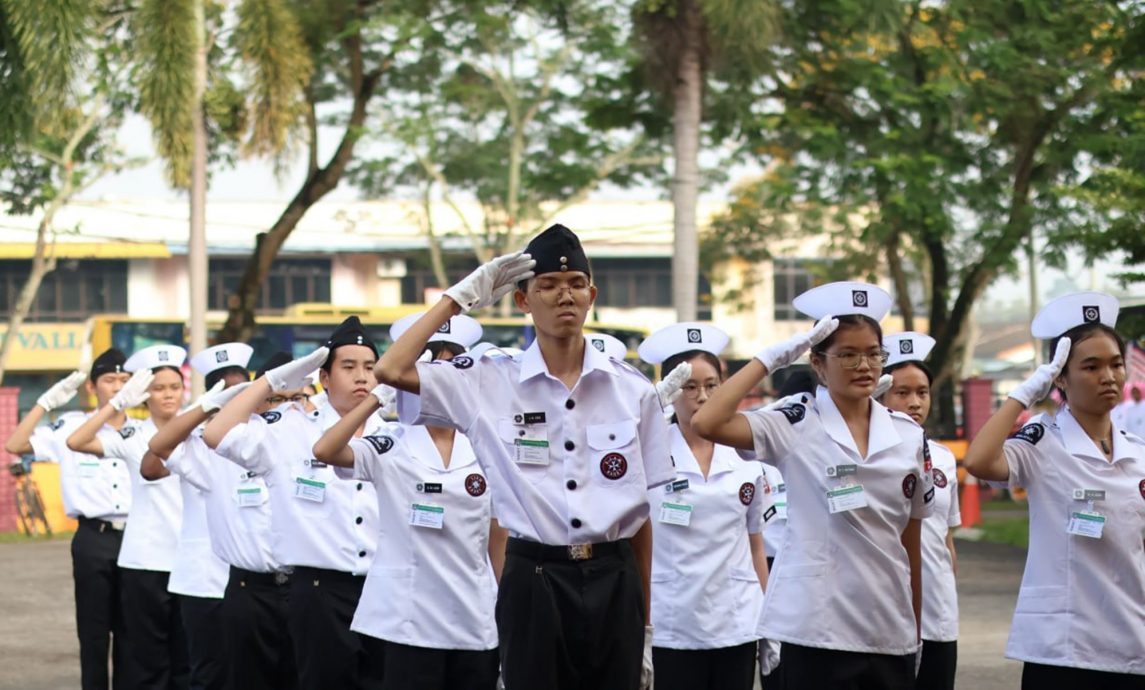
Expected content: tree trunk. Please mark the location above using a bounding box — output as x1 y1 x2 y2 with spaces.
884 228 914 330
671 0 703 322
422 182 449 289
0 222 57 385
188 0 208 396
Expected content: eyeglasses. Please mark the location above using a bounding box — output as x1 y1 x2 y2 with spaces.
680 382 720 399
531 282 592 300
265 394 309 406
819 349 889 370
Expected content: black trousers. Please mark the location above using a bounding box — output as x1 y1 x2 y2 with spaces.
915 639 956 690
178 595 225 690
288 566 381 690
496 538 645 690
72 518 130 690
760 556 784 690
652 643 757 690
222 567 297 690
361 637 499 690
781 642 914 690
119 568 190 690
1022 663 1145 690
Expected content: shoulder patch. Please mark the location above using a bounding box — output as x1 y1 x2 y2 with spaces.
118 426 136 439
451 355 475 370
363 435 395 455
260 410 282 424
1010 422 1045 445
49 418 66 432
777 403 806 425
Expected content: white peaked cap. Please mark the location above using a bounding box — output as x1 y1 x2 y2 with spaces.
1030 291 1119 339
883 331 936 369
124 344 187 373
586 333 628 361
637 322 729 365
189 343 253 376
469 342 523 359
390 312 483 350
793 281 892 322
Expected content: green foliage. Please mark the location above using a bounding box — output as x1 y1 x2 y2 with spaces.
134 0 197 187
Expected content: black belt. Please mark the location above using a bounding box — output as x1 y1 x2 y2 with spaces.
291 566 365 586
77 516 126 533
230 566 291 587
507 537 626 562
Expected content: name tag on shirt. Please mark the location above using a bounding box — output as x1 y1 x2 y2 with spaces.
294 477 326 503
826 464 858 479
78 460 100 479
659 501 693 526
1067 511 1105 539
827 484 868 514
1072 489 1106 501
665 478 690 494
409 503 445 529
235 486 265 508
514 436 550 465
775 501 788 520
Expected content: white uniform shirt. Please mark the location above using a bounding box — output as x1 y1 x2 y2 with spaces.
216 403 381 575
1111 400 1133 429
1002 407 1145 674
413 341 675 544
30 412 131 520
344 425 498 650
650 425 771 649
921 440 960 642
1127 401 1145 438
97 420 183 572
166 430 279 573
761 463 788 559
742 386 934 655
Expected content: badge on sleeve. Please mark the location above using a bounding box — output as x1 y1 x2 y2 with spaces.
902 473 918 498
600 453 628 480
1139 478 1145 501
451 355 474 370
1011 423 1045 445
778 403 805 425
49 419 66 432
261 410 282 424
922 440 933 473
932 468 948 488
465 473 487 497
363 435 394 455
739 482 756 505
119 427 136 439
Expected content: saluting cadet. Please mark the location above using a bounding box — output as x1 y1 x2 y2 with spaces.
4 349 133 690
693 282 935 690
67 344 191 690
151 351 299 690
140 343 254 690
374 224 674 690
964 292 1145 689
638 323 772 690
203 317 384 690
879 332 961 690
313 312 502 690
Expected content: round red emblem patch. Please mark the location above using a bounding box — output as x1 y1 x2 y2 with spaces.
739 482 756 505
600 453 628 480
902 473 918 499
465 473 487 497
1139 478 1145 501
932 468 948 489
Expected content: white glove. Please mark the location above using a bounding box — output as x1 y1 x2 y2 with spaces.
198 380 252 414
873 373 894 399
37 371 87 411
109 369 154 411
915 644 923 677
1009 338 1070 408
760 638 782 676
656 361 692 408
370 383 397 417
265 347 329 392
443 251 535 313
754 316 838 373
641 625 654 690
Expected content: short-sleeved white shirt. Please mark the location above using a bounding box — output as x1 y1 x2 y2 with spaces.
761 463 788 559
215 403 381 575
650 425 771 649
344 424 497 650
921 440 960 642
166 430 278 574
413 341 675 545
97 420 183 572
1002 407 1145 674
741 386 933 655
31 412 131 520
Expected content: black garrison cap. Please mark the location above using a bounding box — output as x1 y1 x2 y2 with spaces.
323 316 378 367
523 224 591 277
89 349 127 382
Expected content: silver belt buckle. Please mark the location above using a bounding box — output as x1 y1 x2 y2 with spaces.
274 571 290 586
109 520 126 531
567 543 593 561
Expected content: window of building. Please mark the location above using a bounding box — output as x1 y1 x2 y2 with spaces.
773 258 820 320
0 259 128 322
399 254 480 305
208 257 331 312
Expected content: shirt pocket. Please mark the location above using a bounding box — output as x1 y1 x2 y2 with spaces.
496 418 552 485
587 420 640 485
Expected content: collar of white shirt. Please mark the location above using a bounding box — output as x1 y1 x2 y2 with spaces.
401 424 478 472
518 337 619 383
1058 406 1141 465
815 385 903 460
669 424 738 479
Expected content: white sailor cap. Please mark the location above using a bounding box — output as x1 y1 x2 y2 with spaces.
124 344 187 373
586 333 628 361
637 322 729 365
883 331 936 369
793 281 892 322
1030 291 1119 339
189 343 253 376
469 342 524 359
390 312 483 350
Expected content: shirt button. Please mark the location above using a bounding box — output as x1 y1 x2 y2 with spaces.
356 483 363 491
111 462 117 468
565 399 575 410
355 517 363 525
567 480 577 490
112 484 118 489
358 550 367 558
570 518 582 528
564 440 575 451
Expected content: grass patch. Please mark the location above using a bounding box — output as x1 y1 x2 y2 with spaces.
0 530 73 544
978 516 1029 548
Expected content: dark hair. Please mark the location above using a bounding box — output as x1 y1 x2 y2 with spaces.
1051 323 1126 401
884 361 933 386
427 342 466 361
661 350 722 426
811 314 884 357
150 365 184 379
777 368 819 397
320 344 378 373
205 366 249 391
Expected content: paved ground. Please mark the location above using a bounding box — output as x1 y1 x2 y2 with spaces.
0 535 1025 689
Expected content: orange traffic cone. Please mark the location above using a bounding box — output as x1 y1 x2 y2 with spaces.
961 474 982 528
